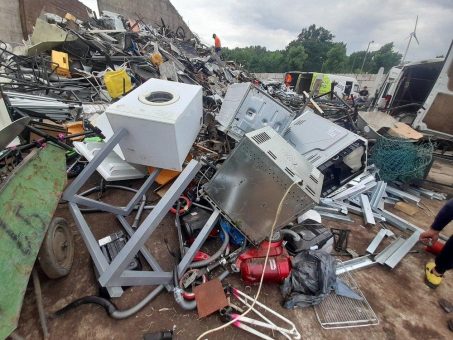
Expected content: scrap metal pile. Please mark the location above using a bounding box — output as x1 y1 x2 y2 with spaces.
0 9 448 340
0 10 253 121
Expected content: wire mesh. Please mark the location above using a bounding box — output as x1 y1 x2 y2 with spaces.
313 263 379 329
369 135 433 183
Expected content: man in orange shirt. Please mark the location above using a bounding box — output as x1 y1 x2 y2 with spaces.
213 33 221 56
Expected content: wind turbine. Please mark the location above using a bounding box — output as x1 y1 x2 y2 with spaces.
401 16 419 64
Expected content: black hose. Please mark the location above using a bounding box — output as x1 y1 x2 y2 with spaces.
52 296 117 317
52 285 165 319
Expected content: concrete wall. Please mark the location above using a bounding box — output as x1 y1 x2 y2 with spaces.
0 1 24 44
97 0 193 39
254 73 381 93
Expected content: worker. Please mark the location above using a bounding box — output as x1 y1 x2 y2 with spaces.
284 73 293 88
359 86 369 97
213 33 221 56
420 199 453 288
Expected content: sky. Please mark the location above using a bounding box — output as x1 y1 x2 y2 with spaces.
169 0 453 61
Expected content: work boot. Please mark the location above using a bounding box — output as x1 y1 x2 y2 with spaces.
425 262 443 289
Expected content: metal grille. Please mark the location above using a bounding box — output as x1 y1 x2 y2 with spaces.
314 263 379 329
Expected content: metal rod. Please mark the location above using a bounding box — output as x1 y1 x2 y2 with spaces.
32 268 49 339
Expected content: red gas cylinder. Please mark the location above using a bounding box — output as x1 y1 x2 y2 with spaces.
425 241 445 255
235 239 292 284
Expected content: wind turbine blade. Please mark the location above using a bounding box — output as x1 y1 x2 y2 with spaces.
414 33 419 45
414 15 418 33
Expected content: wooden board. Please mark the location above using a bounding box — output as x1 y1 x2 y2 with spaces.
388 122 423 140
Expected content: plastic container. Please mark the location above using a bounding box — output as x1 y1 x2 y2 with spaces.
51 50 70 77
104 69 132 99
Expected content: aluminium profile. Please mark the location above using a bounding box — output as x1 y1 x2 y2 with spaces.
370 181 387 209
375 209 420 233
377 208 449 242
344 203 386 222
374 237 405 264
366 228 388 254
331 181 377 201
336 255 376 275
318 211 353 223
359 194 376 226
386 185 421 204
315 206 348 215
384 231 421 268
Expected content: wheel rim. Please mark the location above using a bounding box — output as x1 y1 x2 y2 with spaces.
52 225 70 266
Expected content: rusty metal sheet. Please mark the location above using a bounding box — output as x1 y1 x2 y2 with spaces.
193 279 228 318
0 143 66 339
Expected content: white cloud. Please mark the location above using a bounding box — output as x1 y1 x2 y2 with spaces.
171 0 453 61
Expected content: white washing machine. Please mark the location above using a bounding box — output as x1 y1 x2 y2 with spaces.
106 79 203 170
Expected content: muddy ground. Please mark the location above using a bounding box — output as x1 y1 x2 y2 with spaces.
13 160 453 340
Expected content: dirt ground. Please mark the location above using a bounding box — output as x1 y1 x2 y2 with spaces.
13 160 453 340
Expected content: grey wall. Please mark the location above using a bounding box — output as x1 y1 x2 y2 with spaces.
97 0 193 39
0 0 24 44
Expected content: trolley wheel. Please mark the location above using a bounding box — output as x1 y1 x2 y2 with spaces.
38 217 74 279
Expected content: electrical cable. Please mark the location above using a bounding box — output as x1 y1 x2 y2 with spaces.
196 182 298 340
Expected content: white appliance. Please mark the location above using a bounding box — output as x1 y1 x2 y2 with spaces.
106 79 203 170
283 109 367 197
92 112 126 160
73 141 146 181
216 82 295 141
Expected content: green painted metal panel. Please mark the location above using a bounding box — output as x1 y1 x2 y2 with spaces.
0 144 66 339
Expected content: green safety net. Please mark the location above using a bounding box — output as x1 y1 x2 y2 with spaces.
369 135 433 183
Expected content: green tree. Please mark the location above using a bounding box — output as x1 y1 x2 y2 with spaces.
322 43 347 73
284 45 308 70
222 27 402 74
289 24 335 71
370 43 402 73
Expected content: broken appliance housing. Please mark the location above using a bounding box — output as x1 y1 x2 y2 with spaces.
203 126 323 245
216 82 295 141
105 78 203 170
284 110 367 197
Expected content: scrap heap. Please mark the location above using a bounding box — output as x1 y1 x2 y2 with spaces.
0 9 449 340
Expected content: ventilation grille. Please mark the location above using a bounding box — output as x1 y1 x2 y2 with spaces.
305 185 316 196
267 150 277 160
307 154 321 164
294 119 305 126
310 175 319 184
252 131 271 144
285 167 295 177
